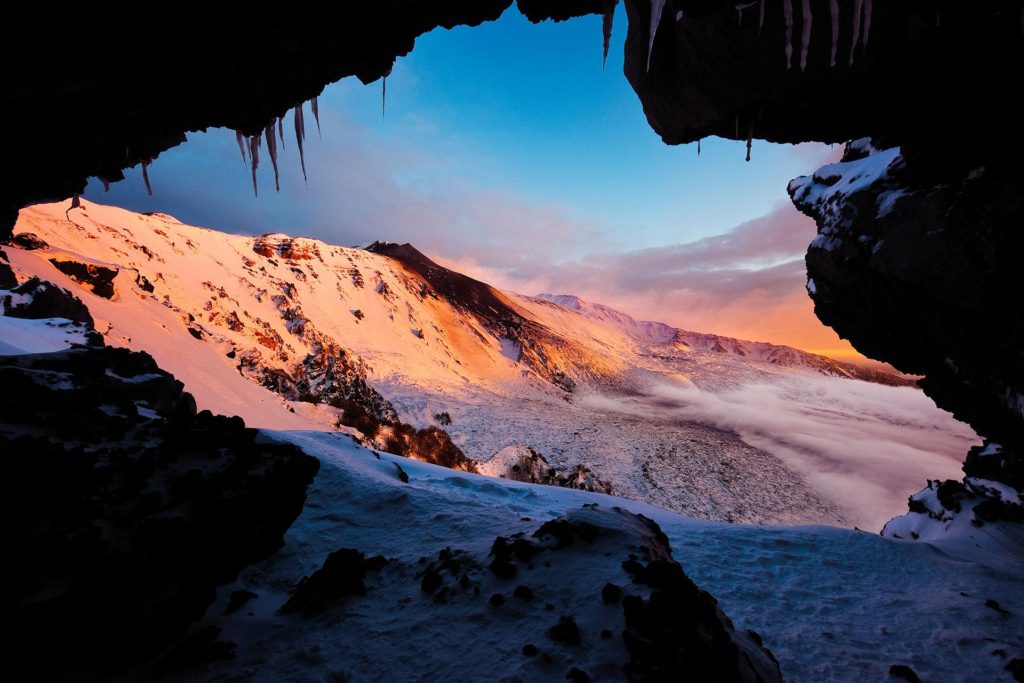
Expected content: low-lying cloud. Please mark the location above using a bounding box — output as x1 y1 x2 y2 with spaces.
582 375 979 532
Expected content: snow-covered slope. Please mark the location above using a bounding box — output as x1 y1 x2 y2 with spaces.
178 430 1024 683
536 292 909 384
5 199 979 530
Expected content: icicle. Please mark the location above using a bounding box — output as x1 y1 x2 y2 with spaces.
311 96 321 139
697 138 701 156
799 0 812 72
745 121 753 162
602 1 615 70
100 177 110 193
646 0 666 72
736 2 756 27
142 160 153 197
249 135 261 197
278 117 286 150
265 125 280 193
735 115 739 138
235 130 248 166
862 0 872 47
829 0 839 66
849 0 863 65
294 104 307 184
783 0 794 69
759 0 765 34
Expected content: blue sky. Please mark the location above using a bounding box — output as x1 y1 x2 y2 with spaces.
83 6 851 354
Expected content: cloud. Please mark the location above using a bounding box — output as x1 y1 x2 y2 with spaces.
437 203 854 355
582 376 979 532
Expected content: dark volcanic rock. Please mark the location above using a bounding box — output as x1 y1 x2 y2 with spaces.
793 139 1024 534
495 505 782 682
0 347 319 678
2 276 96 327
281 548 388 617
622 1 1024 148
792 139 1024 452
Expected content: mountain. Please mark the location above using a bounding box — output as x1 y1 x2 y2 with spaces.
536 293 913 386
1 199 1019 682
3 199 977 530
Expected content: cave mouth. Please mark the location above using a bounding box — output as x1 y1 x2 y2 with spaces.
4 2 1023 681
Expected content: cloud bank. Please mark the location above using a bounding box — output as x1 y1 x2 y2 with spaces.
582 376 979 532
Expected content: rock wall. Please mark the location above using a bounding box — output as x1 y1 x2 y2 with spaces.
0 347 320 678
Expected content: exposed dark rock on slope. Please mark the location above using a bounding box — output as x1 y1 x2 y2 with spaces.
0 347 319 678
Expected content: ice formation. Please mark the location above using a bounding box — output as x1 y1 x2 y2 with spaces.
248 135 261 197
278 116 286 150
783 0 794 69
850 0 863 65
311 96 321 139
759 0 765 34
265 124 280 193
829 0 839 66
235 130 248 166
602 1 616 69
862 0 873 47
141 160 153 196
646 0 666 71
799 0 812 71
294 104 307 183
736 2 757 27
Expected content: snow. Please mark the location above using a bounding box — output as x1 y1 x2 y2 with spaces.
177 430 1024 683
789 139 903 253
498 337 521 362
0 315 90 355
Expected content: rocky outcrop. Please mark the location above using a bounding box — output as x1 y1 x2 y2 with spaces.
792 139 1024 451
792 138 1024 553
0 347 319 678
479 444 615 494
2 276 97 328
487 506 783 682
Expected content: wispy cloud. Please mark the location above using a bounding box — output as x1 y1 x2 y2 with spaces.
582 376 979 531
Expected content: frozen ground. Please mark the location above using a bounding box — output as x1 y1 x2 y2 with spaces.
175 431 1024 683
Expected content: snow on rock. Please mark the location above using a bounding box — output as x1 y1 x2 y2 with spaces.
789 138 903 255
163 430 1024 683
0 268 100 354
479 444 615 494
